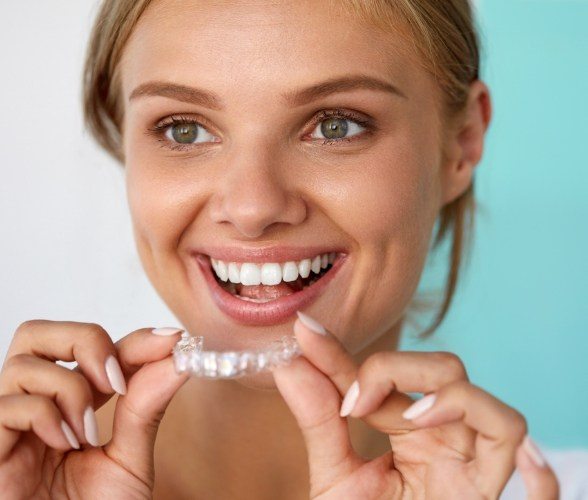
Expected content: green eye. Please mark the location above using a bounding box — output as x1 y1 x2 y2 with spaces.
320 117 349 140
171 123 199 144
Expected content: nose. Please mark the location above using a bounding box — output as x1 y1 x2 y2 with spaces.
209 147 307 239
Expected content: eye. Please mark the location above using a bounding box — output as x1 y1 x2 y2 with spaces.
148 109 374 152
308 110 372 145
164 121 217 145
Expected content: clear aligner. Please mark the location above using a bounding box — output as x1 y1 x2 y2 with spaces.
172 331 302 379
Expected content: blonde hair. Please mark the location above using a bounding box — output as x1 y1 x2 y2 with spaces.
82 0 481 338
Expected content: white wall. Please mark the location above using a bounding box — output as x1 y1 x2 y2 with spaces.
0 1 179 361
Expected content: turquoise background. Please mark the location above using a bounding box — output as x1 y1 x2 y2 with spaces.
400 0 588 448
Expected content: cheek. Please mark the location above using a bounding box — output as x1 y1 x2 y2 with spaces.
335 141 440 253
124 148 196 255
330 135 441 349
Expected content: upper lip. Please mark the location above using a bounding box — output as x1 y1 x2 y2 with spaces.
191 245 348 264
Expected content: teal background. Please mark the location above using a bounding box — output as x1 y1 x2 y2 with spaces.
400 1 588 448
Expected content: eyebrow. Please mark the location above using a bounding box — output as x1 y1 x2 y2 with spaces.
128 74 407 110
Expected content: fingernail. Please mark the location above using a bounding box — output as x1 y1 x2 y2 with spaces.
61 420 80 449
402 393 437 420
523 435 546 467
83 406 100 447
296 311 327 335
152 327 184 336
340 380 360 417
105 355 127 395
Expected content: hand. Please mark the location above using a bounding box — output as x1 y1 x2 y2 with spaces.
0 320 189 499
273 313 560 500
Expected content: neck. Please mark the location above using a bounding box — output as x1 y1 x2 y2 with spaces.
155 321 402 499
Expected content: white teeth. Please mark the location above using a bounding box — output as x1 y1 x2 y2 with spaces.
282 261 299 282
216 260 228 282
261 263 282 286
228 262 240 283
311 255 321 274
240 263 261 285
210 252 337 285
298 258 311 279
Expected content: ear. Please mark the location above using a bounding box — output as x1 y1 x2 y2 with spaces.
440 80 492 206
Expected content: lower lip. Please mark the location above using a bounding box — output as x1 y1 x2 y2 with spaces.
193 253 348 326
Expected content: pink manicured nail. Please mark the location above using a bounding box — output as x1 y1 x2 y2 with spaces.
402 394 437 420
523 435 546 467
340 380 360 417
83 406 100 447
296 311 327 335
105 355 127 395
151 327 184 336
61 420 80 449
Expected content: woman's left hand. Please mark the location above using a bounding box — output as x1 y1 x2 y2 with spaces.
273 313 560 500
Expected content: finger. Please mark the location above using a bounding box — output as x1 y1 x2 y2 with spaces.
293 312 357 396
103 328 188 488
345 350 471 438
0 394 79 459
6 320 126 400
87 326 185 411
0 354 94 446
350 350 469 418
273 354 364 498
402 380 528 498
293 312 416 431
294 312 475 462
517 436 559 500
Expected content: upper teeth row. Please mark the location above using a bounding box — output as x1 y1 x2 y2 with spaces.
210 252 336 286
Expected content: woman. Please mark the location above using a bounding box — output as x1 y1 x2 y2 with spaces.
0 0 562 498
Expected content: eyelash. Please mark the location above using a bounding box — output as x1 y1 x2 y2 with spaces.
146 108 375 152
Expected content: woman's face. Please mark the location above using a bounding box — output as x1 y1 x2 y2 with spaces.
119 0 451 365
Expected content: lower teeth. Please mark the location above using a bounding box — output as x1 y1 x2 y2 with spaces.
233 280 317 302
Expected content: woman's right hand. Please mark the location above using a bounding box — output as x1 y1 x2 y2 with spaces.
0 320 189 499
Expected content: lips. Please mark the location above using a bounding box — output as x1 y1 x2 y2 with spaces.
192 252 348 326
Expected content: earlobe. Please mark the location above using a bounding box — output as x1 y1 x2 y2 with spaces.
440 80 492 206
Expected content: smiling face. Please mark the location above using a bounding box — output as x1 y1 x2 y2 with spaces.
118 0 450 362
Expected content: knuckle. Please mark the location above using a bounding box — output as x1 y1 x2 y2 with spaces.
504 409 528 441
445 379 472 398
16 319 42 332
14 319 46 340
3 352 33 371
80 323 110 344
364 351 394 375
432 351 468 380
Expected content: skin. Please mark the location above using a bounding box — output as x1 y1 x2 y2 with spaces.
121 0 444 374
0 1 559 499
118 1 447 491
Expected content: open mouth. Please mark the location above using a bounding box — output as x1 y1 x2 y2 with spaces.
210 252 339 303
193 250 347 326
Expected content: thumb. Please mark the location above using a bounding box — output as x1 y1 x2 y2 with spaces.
273 355 363 497
103 328 190 488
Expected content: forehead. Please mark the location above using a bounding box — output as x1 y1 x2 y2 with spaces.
120 0 420 105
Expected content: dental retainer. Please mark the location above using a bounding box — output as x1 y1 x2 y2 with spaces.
172 331 302 379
